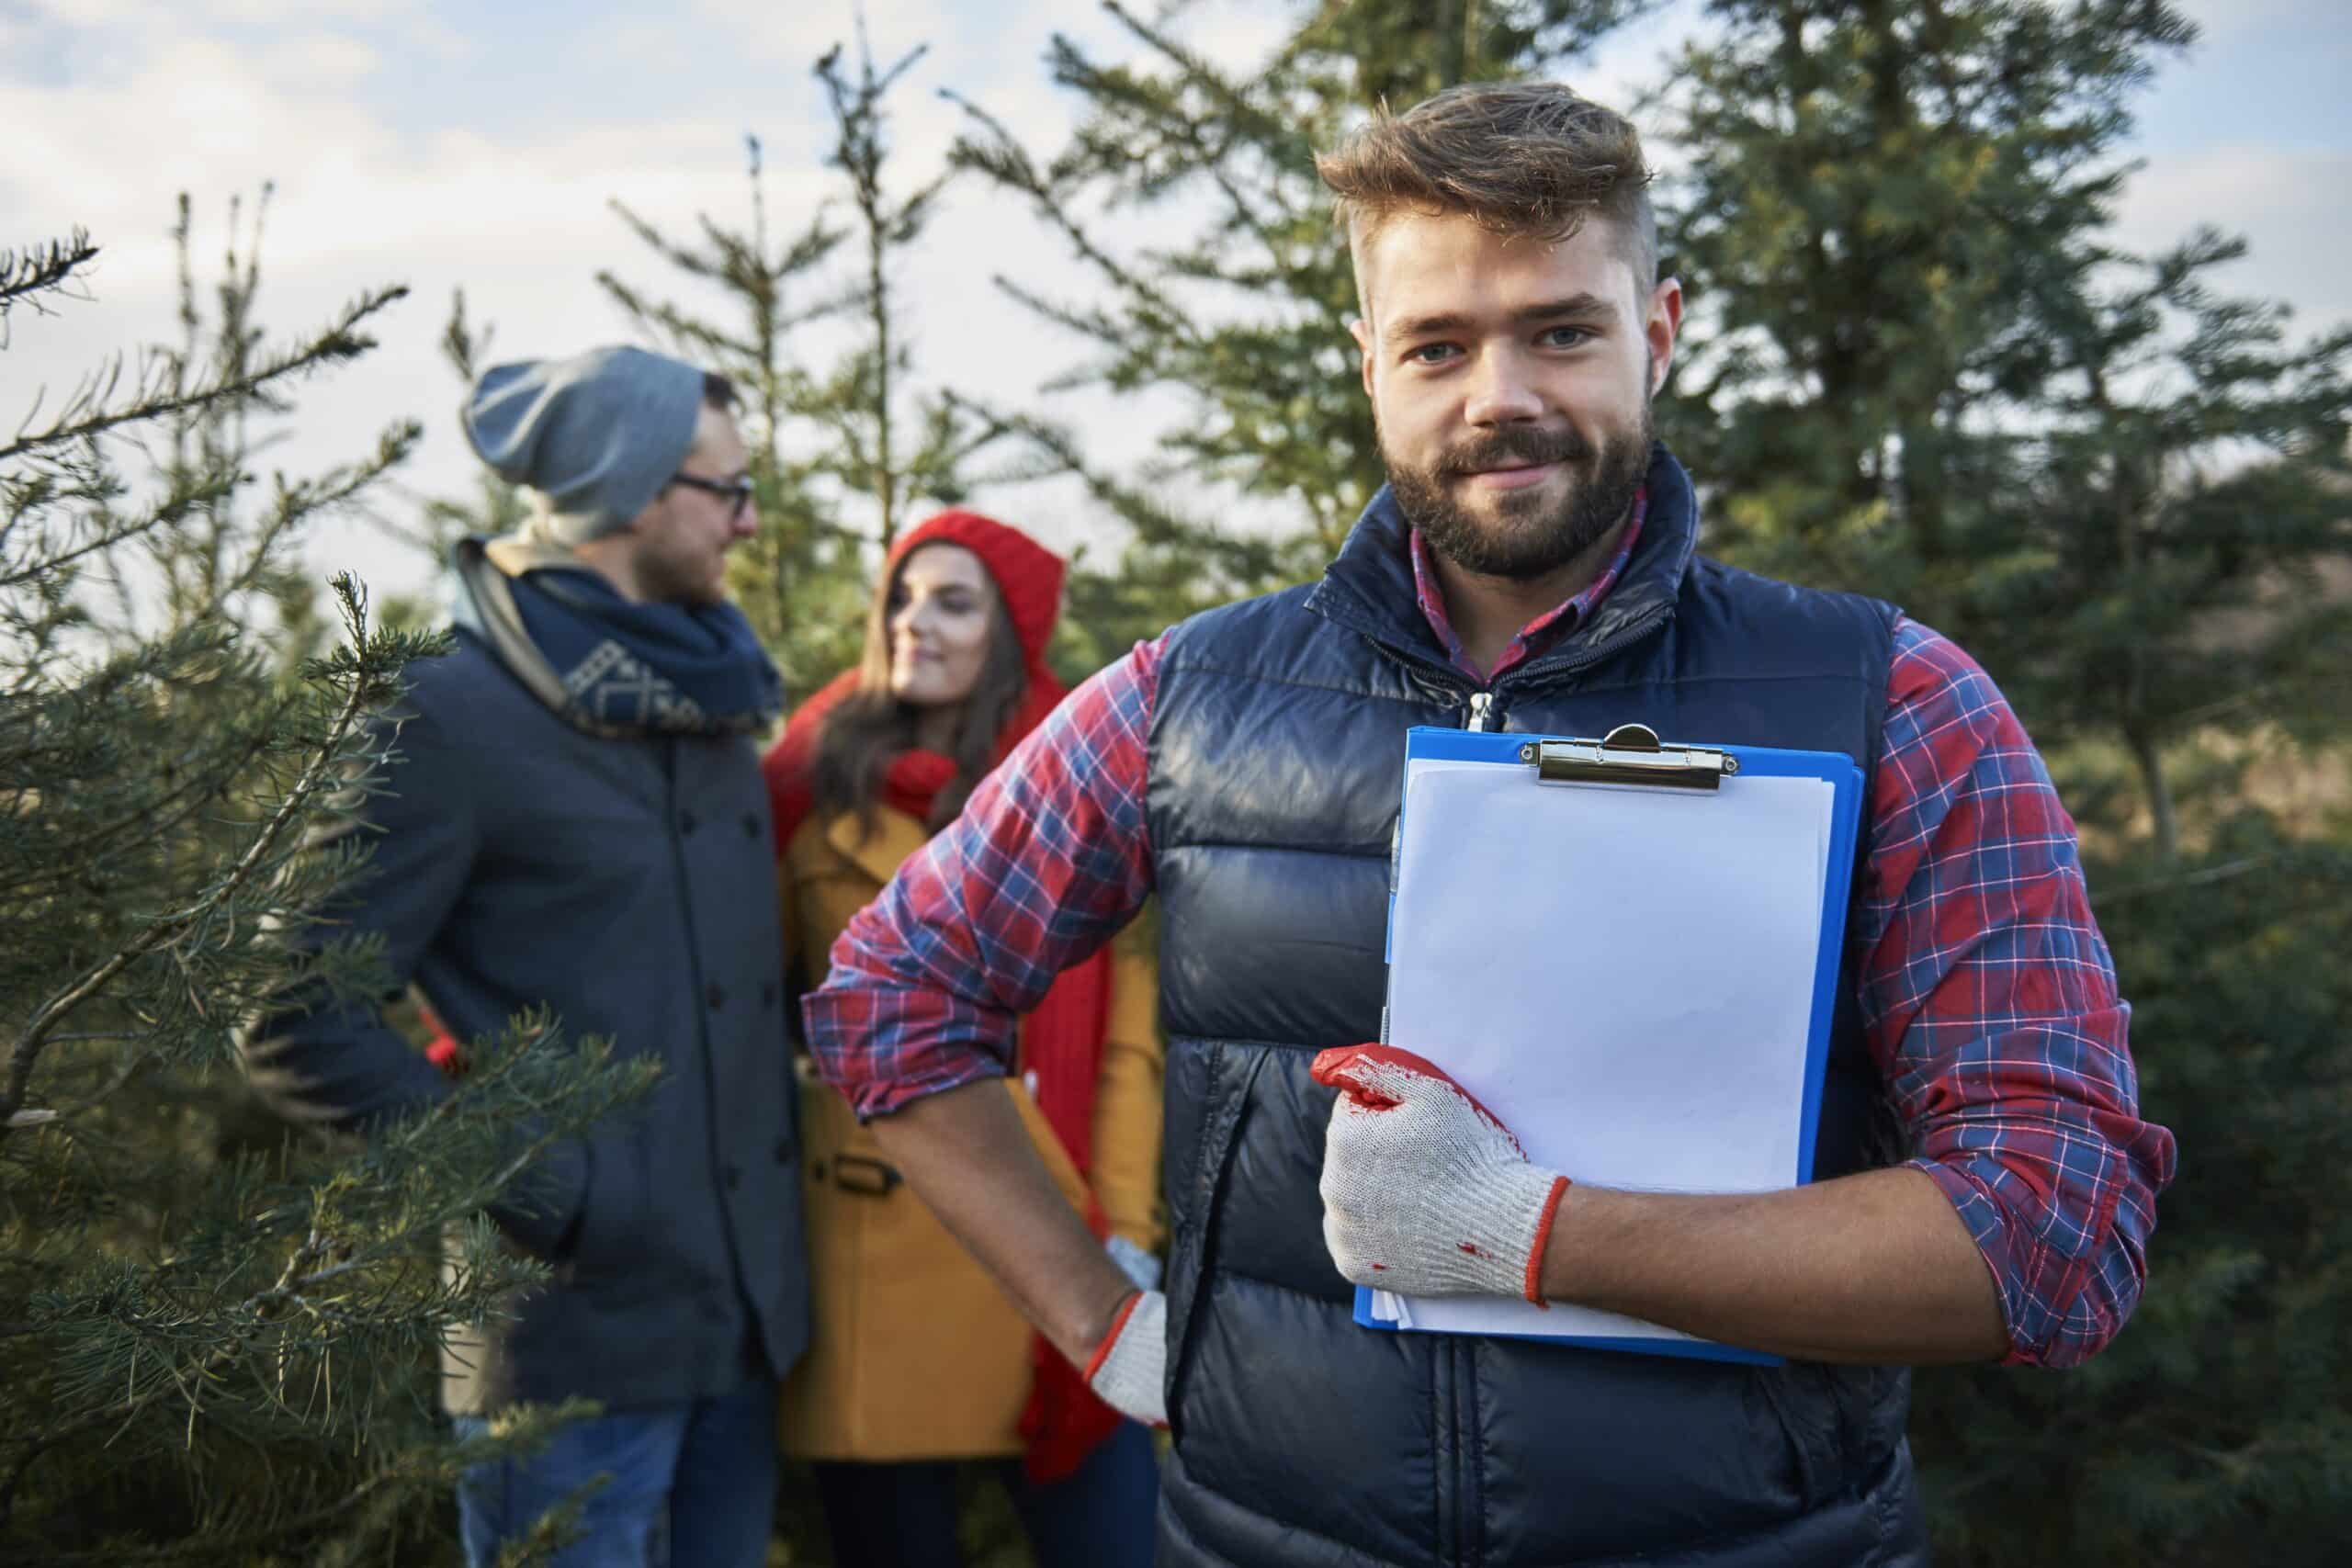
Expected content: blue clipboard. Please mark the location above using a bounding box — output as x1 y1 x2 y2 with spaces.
1354 724 1866 1365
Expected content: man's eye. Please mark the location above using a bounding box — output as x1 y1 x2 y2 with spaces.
1407 344 1458 366
1542 326 1590 348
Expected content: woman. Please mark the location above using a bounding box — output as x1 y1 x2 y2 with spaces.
763 510 1163 1568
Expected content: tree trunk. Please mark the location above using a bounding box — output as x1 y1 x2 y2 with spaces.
1435 0 1465 87
2127 725 2179 863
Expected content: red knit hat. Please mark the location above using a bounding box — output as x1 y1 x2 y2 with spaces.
886 508 1066 673
763 510 1069 849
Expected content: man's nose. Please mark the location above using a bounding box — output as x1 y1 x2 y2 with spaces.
1463 346 1543 426
730 498 760 540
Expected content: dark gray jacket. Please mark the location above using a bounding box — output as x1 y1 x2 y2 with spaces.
243 615 809 1415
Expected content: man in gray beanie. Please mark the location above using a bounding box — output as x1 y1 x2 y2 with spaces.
244 344 808 1566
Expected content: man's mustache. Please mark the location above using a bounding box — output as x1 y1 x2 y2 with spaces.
1433 428 1591 478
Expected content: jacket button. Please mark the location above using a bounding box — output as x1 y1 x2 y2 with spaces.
762 981 779 1009
724 1164 742 1191
742 813 761 838
774 1138 791 1163
707 983 726 1011
680 809 698 835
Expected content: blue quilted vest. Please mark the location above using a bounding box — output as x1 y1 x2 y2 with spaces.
1144 446 1929 1566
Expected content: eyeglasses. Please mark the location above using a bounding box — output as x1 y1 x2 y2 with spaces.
669 472 755 520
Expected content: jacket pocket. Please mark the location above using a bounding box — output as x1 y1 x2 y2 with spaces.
1752 1359 1849 1514
1162 1040 1271 1447
561 1123 654 1290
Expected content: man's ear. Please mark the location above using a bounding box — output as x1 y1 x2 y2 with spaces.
1645 277 1684 398
1351 315 1375 400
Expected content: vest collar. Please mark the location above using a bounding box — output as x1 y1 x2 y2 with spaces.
1305 443 1700 694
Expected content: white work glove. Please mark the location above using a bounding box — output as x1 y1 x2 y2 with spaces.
1312 1043 1571 1304
1105 1233 1162 1292
1082 1287 1168 1427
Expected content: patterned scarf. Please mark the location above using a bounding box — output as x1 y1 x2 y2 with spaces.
452 535 783 738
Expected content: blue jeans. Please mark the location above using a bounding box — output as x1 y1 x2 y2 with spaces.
812 1420 1161 1568
453 1373 778 1568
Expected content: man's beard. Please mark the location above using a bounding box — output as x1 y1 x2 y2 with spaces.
1385 400 1654 581
634 537 729 607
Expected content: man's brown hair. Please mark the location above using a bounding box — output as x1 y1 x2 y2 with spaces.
1317 81 1656 305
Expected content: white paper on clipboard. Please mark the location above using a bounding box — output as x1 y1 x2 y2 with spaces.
1374 757 1838 1347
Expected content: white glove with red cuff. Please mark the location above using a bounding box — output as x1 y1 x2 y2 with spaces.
1083 1288 1167 1427
1311 1044 1571 1304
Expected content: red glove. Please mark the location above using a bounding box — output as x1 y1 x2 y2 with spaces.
418 1004 466 1078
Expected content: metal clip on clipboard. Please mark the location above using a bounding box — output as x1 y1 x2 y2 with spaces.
1516 723 1740 792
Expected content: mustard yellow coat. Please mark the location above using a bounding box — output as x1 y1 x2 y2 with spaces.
778 804 1165 1461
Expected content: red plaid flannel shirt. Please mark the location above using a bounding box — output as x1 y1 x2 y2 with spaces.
804 523 2177 1370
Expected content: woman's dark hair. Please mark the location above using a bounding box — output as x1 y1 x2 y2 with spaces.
809 547 1030 837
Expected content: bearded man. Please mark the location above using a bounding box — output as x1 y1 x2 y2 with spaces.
802 85 2175 1566
245 346 807 1566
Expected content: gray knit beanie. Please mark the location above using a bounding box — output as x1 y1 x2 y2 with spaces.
461 345 706 544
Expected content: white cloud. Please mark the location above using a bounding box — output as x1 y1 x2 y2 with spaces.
2168 0 2314 42
256 28 380 86
2113 146 2352 334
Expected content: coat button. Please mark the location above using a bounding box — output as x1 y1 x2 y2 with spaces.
742 813 761 838
680 809 698 835
774 1138 791 1163
724 1164 742 1191
707 982 726 1011
762 981 778 1009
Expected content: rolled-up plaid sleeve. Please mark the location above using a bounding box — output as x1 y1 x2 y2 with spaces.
1860 618 2177 1369
802 638 1163 1120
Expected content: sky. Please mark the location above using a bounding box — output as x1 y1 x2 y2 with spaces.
5 0 2346 605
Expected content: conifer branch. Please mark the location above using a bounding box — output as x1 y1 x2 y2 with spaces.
0 231 99 321
943 90 1206 344
0 288 407 466
0 580 380 1140
0 471 239 591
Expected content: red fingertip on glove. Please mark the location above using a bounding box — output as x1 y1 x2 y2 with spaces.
1310 1043 1439 1095
1310 1043 1524 1150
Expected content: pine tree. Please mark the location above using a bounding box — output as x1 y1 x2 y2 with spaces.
808 25 1001 557
594 23 1002 695
1967 227 2352 858
1 210 650 1562
1656 3 2352 1557
1901 227 2352 1565
1657 0 2198 608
